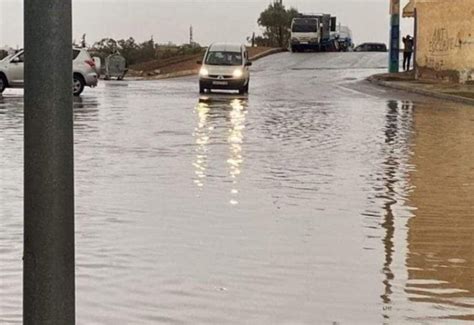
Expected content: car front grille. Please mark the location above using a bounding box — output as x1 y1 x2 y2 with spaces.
209 75 233 79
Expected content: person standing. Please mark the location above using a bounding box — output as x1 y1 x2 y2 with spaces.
402 35 414 71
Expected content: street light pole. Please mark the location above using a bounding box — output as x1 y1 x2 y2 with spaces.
24 0 75 324
389 0 400 73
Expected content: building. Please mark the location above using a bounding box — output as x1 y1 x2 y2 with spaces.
403 0 474 83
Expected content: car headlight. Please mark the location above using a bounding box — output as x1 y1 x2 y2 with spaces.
233 69 243 78
199 67 209 77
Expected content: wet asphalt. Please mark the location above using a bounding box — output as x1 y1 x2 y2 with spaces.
1 52 473 324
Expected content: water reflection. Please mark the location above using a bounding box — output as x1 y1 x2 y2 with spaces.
406 102 474 321
193 102 211 188
193 97 247 205
379 100 414 319
73 96 100 134
227 99 246 205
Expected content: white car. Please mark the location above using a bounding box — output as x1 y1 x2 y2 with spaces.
0 47 99 96
198 43 252 94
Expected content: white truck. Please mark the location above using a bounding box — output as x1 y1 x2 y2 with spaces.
290 14 337 52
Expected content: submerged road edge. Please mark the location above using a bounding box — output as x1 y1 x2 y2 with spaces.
367 75 474 106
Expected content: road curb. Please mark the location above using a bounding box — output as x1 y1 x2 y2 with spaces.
367 76 474 106
150 69 199 80
249 48 286 61
134 48 286 81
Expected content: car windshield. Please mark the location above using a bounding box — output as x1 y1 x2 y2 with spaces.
292 24 317 33
205 51 242 66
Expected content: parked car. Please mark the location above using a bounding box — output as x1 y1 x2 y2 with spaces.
354 43 388 52
198 43 251 94
0 47 99 96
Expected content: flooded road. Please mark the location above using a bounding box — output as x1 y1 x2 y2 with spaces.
1 52 473 324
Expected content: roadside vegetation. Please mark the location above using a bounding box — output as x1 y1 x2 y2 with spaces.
254 1 299 47
0 1 296 66
0 3 297 75
87 37 203 66
85 0 297 69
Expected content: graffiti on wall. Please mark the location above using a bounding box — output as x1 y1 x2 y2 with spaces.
429 29 473 55
425 57 445 70
458 35 474 48
426 28 473 70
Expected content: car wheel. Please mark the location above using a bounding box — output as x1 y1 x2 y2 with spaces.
244 81 249 93
73 75 85 97
199 82 206 94
0 74 7 94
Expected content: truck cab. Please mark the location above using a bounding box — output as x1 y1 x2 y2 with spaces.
290 14 337 52
290 18 320 52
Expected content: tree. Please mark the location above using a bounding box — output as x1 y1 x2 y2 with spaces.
0 50 8 60
258 1 299 48
81 34 87 48
93 38 119 53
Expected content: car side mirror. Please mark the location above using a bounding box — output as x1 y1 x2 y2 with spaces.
196 60 203 65
245 61 253 67
11 57 22 64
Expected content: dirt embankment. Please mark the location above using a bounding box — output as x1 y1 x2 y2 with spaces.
128 47 280 79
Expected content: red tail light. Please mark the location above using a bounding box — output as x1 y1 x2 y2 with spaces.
85 59 95 68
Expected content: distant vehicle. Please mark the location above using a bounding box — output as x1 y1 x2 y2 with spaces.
354 43 388 52
104 53 128 80
0 47 99 96
331 25 354 52
198 43 251 95
290 14 337 52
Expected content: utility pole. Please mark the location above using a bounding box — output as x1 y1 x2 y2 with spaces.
24 0 75 324
190 25 194 46
389 0 400 73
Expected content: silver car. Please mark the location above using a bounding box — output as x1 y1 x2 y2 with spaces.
0 47 98 96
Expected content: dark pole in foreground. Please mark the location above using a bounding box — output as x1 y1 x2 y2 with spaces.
24 0 75 324
389 0 400 73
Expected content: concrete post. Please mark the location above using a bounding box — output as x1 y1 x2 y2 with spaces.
24 0 75 324
413 8 418 77
389 0 400 73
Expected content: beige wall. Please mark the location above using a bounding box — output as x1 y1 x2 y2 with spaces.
415 0 474 83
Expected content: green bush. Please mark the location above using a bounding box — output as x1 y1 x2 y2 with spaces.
90 37 203 66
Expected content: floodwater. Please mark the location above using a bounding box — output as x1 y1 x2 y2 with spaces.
1 52 473 324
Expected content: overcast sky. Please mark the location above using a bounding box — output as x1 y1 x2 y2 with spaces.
1 0 413 48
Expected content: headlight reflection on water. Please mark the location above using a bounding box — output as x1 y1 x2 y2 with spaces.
228 99 247 205
193 102 211 188
193 99 247 205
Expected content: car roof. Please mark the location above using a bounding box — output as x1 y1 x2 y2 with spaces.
359 43 386 46
209 43 243 52
14 47 85 53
